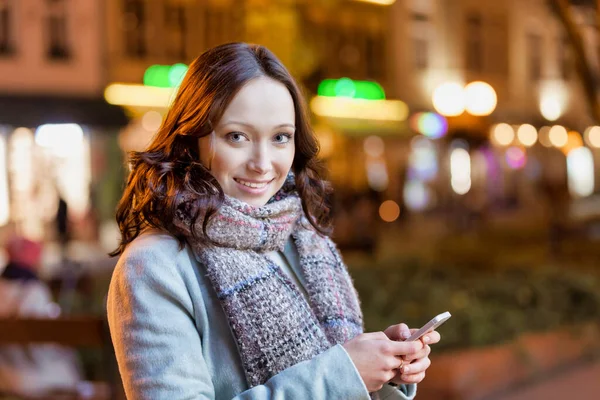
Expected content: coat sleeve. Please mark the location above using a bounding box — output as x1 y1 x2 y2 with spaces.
106 243 374 400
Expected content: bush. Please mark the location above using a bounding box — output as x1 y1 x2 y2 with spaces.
349 258 600 352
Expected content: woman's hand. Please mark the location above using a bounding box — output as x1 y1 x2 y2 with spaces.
343 332 424 392
383 323 441 385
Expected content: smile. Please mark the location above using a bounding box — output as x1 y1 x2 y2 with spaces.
234 178 273 189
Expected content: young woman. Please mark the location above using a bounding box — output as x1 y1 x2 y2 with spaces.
107 42 440 400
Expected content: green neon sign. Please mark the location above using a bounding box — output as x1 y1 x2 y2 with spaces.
144 63 188 88
317 78 386 100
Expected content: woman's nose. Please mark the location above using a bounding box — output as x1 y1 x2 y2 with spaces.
247 145 272 175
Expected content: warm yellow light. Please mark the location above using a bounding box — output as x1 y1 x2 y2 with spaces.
584 126 600 148
379 200 401 222
432 82 465 117
491 123 515 146
141 111 163 132
310 96 409 121
538 126 553 147
540 96 563 121
363 136 385 157
464 81 497 116
517 124 538 147
104 83 175 108
352 0 396 5
549 125 568 148
562 131 583 155
450 148 471 195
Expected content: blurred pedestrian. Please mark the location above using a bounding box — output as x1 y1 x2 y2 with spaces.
0 236 82 397
107 42 440 399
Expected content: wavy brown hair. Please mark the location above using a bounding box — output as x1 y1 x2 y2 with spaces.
111 43 332 256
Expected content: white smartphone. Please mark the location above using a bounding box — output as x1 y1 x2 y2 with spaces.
405 311 451 342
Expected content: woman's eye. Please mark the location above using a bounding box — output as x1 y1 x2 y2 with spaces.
274 133 293 144
226 132 247 143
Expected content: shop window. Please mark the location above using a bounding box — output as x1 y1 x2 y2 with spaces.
528 33 542 81
0 0 13 55
123 0 146 58
164 2 186 60
466 12 483 73
47 0 71 60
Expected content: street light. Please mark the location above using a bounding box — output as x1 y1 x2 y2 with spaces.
464 81 497 116
432 82 465 117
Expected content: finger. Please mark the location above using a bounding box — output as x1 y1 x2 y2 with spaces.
402 356 431 375
421 330 441 345
402 345 431 362
399 371 426 384
384 323 411 341
390 371 426 385
388 339 423 356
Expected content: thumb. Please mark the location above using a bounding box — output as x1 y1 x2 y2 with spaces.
385 323 411 341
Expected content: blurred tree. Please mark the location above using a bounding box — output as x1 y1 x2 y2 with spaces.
549 0 600 123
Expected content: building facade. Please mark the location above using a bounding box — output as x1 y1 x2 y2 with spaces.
0 0 127 244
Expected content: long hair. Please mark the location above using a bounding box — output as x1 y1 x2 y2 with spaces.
111 43 332 256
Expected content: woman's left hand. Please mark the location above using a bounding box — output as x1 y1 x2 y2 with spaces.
383 323 441 385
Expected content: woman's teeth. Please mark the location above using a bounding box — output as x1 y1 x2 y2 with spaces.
235 179 269 188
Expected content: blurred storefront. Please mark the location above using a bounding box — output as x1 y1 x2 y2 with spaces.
0 96 128 245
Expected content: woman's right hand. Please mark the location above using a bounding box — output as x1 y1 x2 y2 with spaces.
343 332 424 392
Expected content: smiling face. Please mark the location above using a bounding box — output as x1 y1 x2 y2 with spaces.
199 77 296 207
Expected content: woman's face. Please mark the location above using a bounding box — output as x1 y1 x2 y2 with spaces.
199 77 296 207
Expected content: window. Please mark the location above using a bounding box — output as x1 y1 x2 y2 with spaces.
365 34 386 81
0 0 13 55
466 13 483 72
46 0 71 60
123 0 146 58
559 36 570 80
528 33 542 81
412 13 430 71
164 2 186 60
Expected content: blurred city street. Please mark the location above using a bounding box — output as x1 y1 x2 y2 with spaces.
1 0 600 398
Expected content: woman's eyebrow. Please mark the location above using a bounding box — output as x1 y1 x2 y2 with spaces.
221 120 295 129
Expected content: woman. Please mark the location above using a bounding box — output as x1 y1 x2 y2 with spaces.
107 42 440 399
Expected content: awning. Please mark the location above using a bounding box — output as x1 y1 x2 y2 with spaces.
0 95 130 128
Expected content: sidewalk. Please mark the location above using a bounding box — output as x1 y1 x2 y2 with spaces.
491 359 600 400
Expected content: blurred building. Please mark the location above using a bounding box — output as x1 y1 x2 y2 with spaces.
367 0 600 229
0 0 128 243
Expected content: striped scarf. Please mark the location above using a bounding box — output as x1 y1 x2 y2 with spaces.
174 188 364 387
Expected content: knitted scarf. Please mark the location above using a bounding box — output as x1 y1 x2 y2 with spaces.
174 186 364 387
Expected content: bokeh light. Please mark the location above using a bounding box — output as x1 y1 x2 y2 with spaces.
366 160 389 191
540 95 563 121
505 146 527 169
410 112 448 139
379 200 401 222
35 124 84 157
408 137 438 181
491 123 515 146
450 148 471 195
464 81 497 116
141 111 163 132
548 125 568 148
363 135 385 158
567 147 595 197
562 131 583 155
403 180 431 211
584 126 600 148
538 126 553 147
517 124 538 147
432 82 465 117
